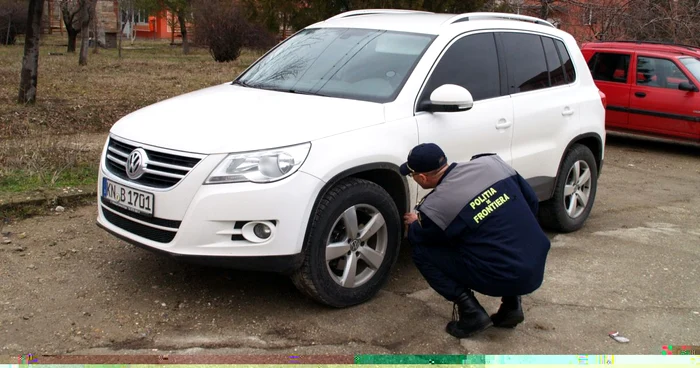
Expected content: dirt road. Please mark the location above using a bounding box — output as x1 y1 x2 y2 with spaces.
1 135 699 356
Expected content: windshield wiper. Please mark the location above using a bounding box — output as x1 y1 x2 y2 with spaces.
233 82 326 97
232 80 254 88
287 89 327 97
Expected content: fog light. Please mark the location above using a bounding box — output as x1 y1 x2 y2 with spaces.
241 221 276 243
253 223 272 239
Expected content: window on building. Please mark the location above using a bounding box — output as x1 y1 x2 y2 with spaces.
120 9 149 24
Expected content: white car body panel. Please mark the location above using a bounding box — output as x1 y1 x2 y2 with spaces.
110 84 386 154
96 11 605 264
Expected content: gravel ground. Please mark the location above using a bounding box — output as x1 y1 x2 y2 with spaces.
1 134 699 356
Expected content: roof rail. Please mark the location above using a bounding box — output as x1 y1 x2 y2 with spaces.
327 9 433 20
602 40 700 51
448 12 555 28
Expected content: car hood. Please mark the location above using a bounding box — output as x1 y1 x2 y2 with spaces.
109 83 386 154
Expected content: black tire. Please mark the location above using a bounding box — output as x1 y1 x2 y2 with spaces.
290 178 401 308
539 144 598 233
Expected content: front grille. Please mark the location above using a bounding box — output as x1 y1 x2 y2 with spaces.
102 206 177 243
105 137 203 189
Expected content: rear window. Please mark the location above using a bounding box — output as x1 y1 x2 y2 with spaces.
501 32 550 92
499 33 576 94
588 52 631 83
554 40 576 83
543 37 567 86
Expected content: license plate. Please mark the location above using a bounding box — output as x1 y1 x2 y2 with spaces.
102 178 154 217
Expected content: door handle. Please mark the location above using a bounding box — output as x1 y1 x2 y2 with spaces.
495 119 512 130
635 91 646 98
562 107 575 116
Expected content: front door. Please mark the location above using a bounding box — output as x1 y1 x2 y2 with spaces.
415 31 514 200
629 55 700 140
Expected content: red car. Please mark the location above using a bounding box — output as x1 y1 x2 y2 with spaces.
581 41 700 142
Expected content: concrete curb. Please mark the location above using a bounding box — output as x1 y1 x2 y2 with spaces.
0 186 97 221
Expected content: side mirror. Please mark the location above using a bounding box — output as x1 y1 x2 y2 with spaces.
678 81 699 92
420 84 474 113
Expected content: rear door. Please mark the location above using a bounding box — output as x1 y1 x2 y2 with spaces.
502 32 580 200
587 51 632 129
628 54 700 139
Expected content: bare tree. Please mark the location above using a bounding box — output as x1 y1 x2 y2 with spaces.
18 0 45 104
116 0 135 58
78 0 95 65
60 0 92 52
162 0 191 54
559 0 633 41
92 0 98 54
1 0 28 45
623 0 700 46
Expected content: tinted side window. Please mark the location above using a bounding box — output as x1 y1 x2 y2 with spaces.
588 52 630 83
555 39 576 82
543 37 566 86
637 56 690 89
501 32 549 93
421 33 500 102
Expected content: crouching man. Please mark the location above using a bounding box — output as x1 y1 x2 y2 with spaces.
401 143 551 338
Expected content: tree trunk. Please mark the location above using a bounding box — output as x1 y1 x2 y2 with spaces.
67 29 78 52
540 0 549 19
177 11 189 54
118 2 122 58
92 3 98 54
18 0 46 104
5 15 11 45
62 4 81 53
79 0 91 65
171 12 175 44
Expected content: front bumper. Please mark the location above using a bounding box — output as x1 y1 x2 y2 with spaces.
96 221 305 273
96 145 324 264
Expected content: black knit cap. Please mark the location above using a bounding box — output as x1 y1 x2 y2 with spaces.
400 143 447 176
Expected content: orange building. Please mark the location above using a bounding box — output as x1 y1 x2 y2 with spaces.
131 10 187 42
43 0 186 44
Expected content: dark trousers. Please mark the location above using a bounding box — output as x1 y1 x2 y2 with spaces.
412 242 474 302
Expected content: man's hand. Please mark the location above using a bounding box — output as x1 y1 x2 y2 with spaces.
403 212 418 226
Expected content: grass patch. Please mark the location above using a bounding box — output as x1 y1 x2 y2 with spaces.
0 34 261 194
1 35 260 138
0 165 97 193
0 135 100 193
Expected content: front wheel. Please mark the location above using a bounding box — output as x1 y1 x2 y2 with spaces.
291 178 401 308
539 144 598 233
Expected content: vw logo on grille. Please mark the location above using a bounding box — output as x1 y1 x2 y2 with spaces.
126 148 149 180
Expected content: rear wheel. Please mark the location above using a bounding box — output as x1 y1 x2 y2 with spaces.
291 178 401 308
539 144 598 233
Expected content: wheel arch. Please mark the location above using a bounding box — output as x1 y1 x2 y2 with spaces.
549 133 604 199
299 162 410 255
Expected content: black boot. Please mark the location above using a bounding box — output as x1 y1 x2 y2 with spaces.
490 296 524 328
445 291 493 338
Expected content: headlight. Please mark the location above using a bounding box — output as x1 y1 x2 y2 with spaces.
205 143 311 184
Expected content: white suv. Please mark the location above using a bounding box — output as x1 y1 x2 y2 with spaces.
97 10 606 307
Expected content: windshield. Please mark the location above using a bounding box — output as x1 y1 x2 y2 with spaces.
680 57 700 81
235 28 435 103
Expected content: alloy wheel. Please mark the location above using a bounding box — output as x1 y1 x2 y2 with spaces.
563 160 592 219
325 204 388 288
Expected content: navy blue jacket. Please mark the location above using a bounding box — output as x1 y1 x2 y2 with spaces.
408 154 551 297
